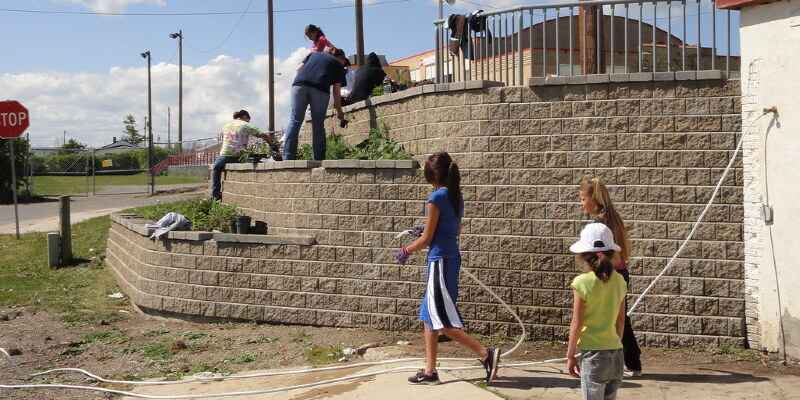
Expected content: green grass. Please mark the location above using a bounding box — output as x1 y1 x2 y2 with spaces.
32 174 204 196
472 382 513 399
245 335 279 344
79 330 132 345
0 215 121 326
224 352 257 364
303 345 343 365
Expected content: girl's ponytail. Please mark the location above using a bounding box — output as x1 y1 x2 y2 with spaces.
447 161 462 216
580 251 616 282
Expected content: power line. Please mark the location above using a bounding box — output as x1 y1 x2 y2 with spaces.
183 0 255 54
0 0 411 17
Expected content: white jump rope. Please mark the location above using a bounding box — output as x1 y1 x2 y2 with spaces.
0 112 772 398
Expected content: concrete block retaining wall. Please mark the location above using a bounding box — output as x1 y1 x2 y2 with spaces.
107 74 745 348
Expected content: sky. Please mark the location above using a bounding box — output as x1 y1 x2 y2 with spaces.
0 0 737 148
0 0 525 148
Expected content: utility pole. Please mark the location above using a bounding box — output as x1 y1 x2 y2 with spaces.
141 50 154 194
63 130 66 146
355 0 365 66
168 106 171 150
579 1 604 74
170 30 183 153
267 0 275 132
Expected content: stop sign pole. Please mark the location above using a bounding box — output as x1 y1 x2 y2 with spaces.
0 100 30 240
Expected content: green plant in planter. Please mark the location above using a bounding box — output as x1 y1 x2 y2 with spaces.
238 141 281 163
296 123 411 161
126 197 239 232
351 122 412 160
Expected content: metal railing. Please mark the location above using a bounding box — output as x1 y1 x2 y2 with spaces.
434 0 739 85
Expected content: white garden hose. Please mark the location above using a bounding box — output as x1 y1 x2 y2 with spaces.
0 111 772 398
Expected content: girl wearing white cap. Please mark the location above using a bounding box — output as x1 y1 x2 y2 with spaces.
566 222 627 400
579 177 642 376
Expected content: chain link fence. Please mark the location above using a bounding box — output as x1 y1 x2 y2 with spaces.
28 143 212 197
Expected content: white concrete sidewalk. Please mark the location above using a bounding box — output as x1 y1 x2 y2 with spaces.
122 361 500 400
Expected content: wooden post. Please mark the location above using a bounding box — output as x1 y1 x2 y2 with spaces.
579 2 605 74
355 0 365 66
9 140 20 240
59 196 72 264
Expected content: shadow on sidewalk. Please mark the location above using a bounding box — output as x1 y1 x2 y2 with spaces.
472 366 768 391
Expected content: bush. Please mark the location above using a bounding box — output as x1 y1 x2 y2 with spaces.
296 122 410 161
0 138 29 203
126 197 238 232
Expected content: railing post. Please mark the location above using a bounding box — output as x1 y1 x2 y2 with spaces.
518 10 524 84
435 23 441 83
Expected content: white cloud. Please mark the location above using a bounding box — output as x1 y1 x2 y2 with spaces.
1 48 308 148
54 0 166 14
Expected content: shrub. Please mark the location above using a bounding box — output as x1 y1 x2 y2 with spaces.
296 122 410 161
126 197 238 232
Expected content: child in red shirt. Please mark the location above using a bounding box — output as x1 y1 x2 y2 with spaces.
305 24 334 53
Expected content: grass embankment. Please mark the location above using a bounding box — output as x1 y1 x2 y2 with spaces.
0 216 120 325
33 173 205 196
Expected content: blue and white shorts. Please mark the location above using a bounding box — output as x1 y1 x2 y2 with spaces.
419 256 463 331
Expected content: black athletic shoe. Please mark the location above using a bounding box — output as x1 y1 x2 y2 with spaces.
481 348 500 383
437 333 453 343
407 369 440 385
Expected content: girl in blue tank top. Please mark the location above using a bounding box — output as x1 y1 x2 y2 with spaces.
395 152 500 386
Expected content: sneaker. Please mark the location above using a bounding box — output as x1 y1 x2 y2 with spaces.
408 369 440 385
624 369 643 377
481 348 501 383
437 334 453 343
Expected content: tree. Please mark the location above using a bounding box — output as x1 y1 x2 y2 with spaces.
58 138 87 155
0 137 30 203
121 114 145 146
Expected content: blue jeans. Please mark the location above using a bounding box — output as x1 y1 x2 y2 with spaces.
211 156 238 200
282 85 330 161
579 349 624 400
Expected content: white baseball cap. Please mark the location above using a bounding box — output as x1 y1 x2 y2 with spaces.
570 223 622 253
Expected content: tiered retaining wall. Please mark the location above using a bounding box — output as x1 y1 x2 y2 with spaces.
107 73 746 348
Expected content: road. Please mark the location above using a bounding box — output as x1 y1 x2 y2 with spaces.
0 187 205 234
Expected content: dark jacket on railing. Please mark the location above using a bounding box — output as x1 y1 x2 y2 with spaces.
447 14 470 59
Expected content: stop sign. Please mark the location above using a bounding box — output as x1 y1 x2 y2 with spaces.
0 101 30 139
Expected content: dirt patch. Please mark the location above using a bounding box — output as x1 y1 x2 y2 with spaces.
0 305 798 400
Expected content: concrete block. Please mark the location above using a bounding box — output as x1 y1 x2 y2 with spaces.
394 160 418 169
167 231 214 241
675 71 697 81
697 70 724 80
404 86 424 97
609 73 631 82
654 72 675 81
528 77 547 86
271 161 293 169
565 75 587 85
422 84 437 93
212 234 317 246
435 83 451 92
370 95 387 106
294 160 322 169
586 74 610 83
375 160 397 168
629 72 653 82
450 81 466 91
545 76 567 85
358 160 376 168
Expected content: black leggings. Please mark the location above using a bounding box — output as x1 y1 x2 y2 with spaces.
617 268 642 371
